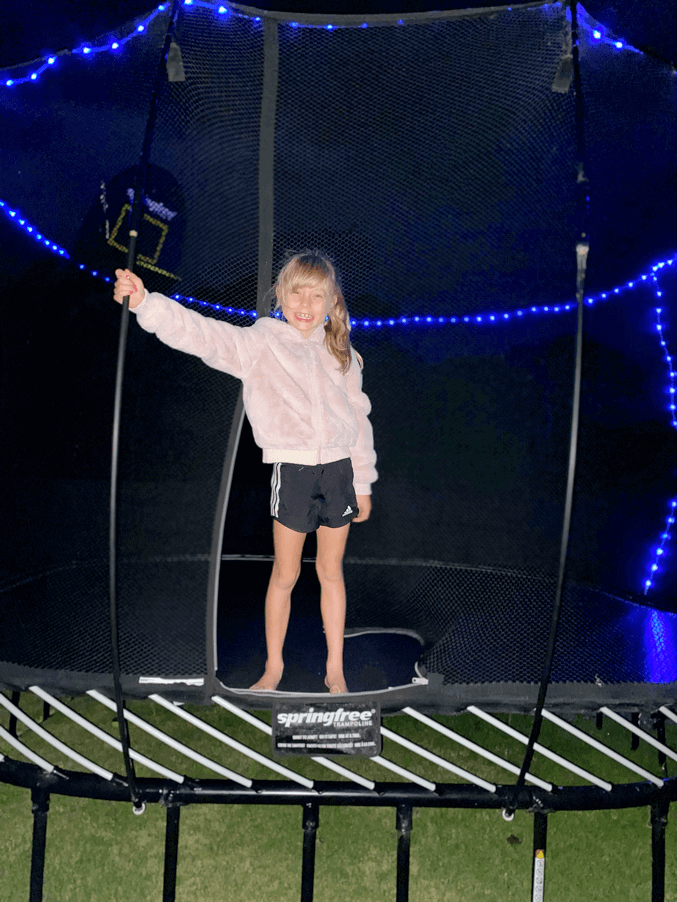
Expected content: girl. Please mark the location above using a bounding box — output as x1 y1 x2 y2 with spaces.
113 251 377 694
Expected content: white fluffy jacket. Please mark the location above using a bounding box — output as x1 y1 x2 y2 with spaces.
134 291 377 495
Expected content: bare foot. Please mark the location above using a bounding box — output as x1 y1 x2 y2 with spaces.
324 675 348 695
250 669 283 691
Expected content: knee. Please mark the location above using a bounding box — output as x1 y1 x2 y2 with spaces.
272 562 300 592
315 556 343 586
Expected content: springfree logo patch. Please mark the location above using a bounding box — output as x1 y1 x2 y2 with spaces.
273 702 381 757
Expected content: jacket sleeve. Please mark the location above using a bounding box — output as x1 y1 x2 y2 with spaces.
133 291 262 380
345 356 378 495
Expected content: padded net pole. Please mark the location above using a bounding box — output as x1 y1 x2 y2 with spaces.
208 16 279 684
109 1 181 809
531 812 547 902
507 0 590 814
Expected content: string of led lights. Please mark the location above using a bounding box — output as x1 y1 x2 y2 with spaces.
0 6 168 88
642 276 677 597
652 270 677 430
1 191 674 328
2 0 670 92
644 499 677 596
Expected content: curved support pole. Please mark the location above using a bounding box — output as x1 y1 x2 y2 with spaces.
508 0 590 815
108 0 181 808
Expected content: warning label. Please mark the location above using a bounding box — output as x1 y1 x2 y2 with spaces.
272 701 381 757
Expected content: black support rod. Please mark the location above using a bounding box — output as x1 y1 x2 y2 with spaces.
508 0 590 813
8 690 20 738
207 14 279 692
257 17 279 312
651 800 670 902
396 803 412 902
29 789 49 902
531 812 547 902
108 1 180 810
162 804 181 902
301 801 319 902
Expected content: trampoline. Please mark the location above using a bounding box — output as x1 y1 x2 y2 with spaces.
0 0 675 899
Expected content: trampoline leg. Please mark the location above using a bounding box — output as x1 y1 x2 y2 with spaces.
651 800 669 902
301 801 319 902
630 713 640 751
9 691 20 738
29 789 49 902
531 812 547 902
162 804 181 902
655 714 667 772
396 803 412 902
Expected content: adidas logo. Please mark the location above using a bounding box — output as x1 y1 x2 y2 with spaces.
342 505 353 516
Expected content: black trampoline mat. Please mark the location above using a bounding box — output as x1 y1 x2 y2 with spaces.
216 561 423 694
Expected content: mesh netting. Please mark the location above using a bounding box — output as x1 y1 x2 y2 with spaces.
0 2 674 704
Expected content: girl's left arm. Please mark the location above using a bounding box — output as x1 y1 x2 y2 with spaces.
345 359 377 506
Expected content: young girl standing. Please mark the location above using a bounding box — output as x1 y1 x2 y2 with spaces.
113 251 377 694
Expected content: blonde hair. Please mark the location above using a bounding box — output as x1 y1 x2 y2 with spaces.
273 250 359 375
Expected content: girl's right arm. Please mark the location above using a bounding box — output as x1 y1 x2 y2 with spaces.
113 268 262 380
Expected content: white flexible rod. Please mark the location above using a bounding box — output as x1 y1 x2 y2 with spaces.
149 694 313 788
87 691 251 786
0 693 114 780
467 706 612 791
659 706 677 726
599 707 677 763
381 726 496 793
542 709 663 787
0 723 54 773
369 755 436 791
30 686 183 783
403 707 552 791
212 696 376 790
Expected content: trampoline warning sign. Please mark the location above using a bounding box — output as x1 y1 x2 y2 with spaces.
272 701 381 757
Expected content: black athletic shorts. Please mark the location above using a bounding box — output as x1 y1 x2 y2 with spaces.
270 459 359 533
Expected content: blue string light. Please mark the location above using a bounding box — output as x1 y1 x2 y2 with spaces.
1 192 674 596
1 6 166 89
578 7 643 57
1 194 673 329
0 199 70 258
1 0 658 74
644 499 677 596
651 269 677 430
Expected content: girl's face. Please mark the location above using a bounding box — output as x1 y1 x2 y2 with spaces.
278 280 335 337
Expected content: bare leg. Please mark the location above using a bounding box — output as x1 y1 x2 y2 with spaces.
316 523 351 694
250 520 306 690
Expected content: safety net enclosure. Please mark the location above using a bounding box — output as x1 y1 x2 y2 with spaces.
0 0 675 716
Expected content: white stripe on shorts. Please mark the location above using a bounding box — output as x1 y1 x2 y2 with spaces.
270 462 281 517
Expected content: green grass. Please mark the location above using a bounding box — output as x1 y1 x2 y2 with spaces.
1 693 675 901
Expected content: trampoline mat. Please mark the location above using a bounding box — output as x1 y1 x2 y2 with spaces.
216 561 423 694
